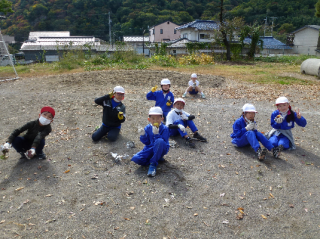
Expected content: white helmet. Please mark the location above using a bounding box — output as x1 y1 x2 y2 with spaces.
191 73 197 78
275 96 289 105
242 103 257 113
161 78 171 85
149 107 163 115
174 98 185 105
114 86 125 93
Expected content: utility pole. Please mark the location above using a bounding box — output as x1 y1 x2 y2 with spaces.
270 17 277 37
109 12 112 45
142 29 145 55
263 17 268 37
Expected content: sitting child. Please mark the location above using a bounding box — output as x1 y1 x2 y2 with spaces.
166 98 207 148
267 96 307 151
146 78 174 122
131 107 170 177
182 73 205 99
230 103 277 160
92 86 126 142
3 106 55 160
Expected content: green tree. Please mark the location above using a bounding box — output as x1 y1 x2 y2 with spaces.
0 0 13 15
240 23 263 58
315 0 320 17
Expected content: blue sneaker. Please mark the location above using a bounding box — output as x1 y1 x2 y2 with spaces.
147 163 157 177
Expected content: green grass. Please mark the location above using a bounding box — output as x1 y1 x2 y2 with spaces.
1 53 319 86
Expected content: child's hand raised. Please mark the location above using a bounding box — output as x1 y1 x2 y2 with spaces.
151 85 158 93
296 108 302 119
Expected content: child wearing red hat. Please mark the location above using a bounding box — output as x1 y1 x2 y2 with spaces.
3 106 55 160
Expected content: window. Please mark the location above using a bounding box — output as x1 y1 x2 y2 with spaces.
183 33 188 39
173 50 176 54
200 34 210 39
174 29 177 34
153 29 155 35
160 29 163 34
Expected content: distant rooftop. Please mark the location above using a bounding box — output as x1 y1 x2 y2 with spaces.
244 36 292 50
291 25 320 34
123 36 149 42
176 20 219 31
29 31 70 38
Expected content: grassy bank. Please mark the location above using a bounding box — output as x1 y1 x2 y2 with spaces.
1 53 319 85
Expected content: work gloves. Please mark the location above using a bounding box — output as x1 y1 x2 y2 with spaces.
245 123 255 131
25 148 36 159
274 115 284 124
166 99 172 107
109 91 115 98
138 128 145 136
151 85 158 93
118 112 124 120
181 114 189 121
178 124 186 133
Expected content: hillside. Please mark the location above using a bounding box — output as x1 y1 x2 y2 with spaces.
1 0 320 43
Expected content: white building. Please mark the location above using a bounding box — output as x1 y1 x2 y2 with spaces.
175 20 219 42
291 25 320 56
123 36 149 55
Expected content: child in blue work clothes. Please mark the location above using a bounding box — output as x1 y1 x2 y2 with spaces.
92 86 126 142
146 78 174 122
131 107 170 177
166 98 207 148
230 104 277 160
267 96 307 152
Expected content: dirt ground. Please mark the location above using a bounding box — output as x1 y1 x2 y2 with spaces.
0 69 320 239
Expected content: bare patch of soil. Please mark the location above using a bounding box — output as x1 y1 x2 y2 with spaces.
0 69 319 238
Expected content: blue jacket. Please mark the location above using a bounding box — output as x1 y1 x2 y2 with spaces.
146 90 174 115
270 110 307 130
140 124 170 150
230 117 251 139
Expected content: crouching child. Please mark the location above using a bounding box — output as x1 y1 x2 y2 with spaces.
131 107 170 177
166 98 207 148
3 106 55 160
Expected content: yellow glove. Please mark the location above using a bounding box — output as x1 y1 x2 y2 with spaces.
118 112 124 120
151 85 158 93
166 100 172 106
109 91 115 98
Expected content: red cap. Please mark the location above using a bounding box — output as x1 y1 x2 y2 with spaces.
41 106 55 118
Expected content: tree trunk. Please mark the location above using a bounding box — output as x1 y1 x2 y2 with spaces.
220 0 231 60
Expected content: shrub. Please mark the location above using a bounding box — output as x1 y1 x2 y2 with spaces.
149 54 177 67
178 53 214 65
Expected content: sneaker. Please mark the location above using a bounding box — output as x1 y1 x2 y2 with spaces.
182 92 187 98
193 132 207 142
158 158 166 164
19 152 27 160
256 147 267 161
201 93 206 99
185 138 196 148
38 153 47 160
147 163 157 177
273 145 283 158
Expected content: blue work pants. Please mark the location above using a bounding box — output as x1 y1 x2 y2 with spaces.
131 138 168 167
232 131 273 152
92 125 120 142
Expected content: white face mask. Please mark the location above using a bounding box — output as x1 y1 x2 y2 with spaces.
39 116 51 125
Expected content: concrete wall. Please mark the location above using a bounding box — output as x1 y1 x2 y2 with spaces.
149 21 180 42
293 28 319 55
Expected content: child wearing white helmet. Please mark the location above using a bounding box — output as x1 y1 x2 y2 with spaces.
166 98 207 148
92 86 126 142
230 104 276 160
266 96 307 152
182 73 205 99
146 78 174 122
131 107 170 177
